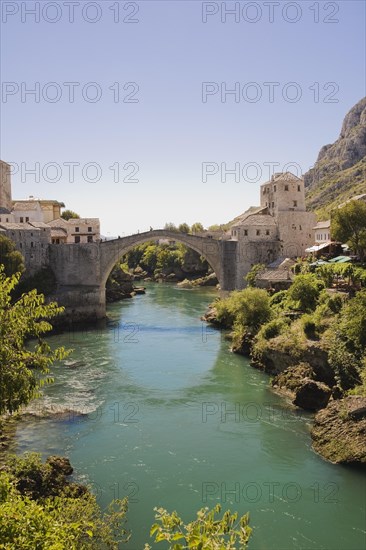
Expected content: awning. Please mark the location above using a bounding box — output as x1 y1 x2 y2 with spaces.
305 241 332 253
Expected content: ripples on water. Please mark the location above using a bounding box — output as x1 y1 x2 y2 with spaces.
16 284 366 550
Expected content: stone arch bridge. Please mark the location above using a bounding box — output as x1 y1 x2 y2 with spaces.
49 230 239 322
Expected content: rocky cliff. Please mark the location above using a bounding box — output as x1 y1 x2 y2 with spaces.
304 97 366 218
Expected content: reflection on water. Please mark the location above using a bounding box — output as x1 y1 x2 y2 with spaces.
16 283 366 550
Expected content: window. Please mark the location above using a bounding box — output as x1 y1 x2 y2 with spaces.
6 218 8 222
297 185 301 192
266 230 270 235
244 229 248 236
30 242 34 248
30 232 33 236
75 227 80 232
19 243 22 248
272 202 274 208
263 188 266 194
293 200 297 207
256 229 260 236
87 235 93 243
20 217 24 223
284 185 289 191
274 185 276 192
25 217 29 222
75 236 80 243
88 227 92 232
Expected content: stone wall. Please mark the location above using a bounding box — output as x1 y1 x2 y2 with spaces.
0 161 12 212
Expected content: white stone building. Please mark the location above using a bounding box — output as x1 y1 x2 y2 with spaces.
313 220 331 244
48 217 100 244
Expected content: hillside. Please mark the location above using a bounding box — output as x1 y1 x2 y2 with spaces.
304 97 366 219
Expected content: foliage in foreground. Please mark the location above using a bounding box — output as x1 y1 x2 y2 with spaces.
0 453 129 549
0 453 251 549
145 504 251 550
0 267 69 415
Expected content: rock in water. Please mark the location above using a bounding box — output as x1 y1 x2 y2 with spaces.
311 396 366 464
293 379 331 411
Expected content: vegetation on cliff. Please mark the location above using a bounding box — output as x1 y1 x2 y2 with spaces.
205 261 366 462
208 264 366 397
0 453 130 548
304 96 366 218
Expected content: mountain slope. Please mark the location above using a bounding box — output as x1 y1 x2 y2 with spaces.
304 97 366 219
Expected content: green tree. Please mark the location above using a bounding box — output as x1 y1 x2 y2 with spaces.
245 264 266 287
216 288 272 333
286 273 324 312
331 200 366 259
178 223 190 234
190 222 204 234
141 245 159 272
0 235 25 276
337 289 366 352
0 267 69 415
145 504 251 550
61 209 80 220
164 222 179 233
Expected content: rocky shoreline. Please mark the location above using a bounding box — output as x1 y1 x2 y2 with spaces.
202 304 366 466
106 266 218 304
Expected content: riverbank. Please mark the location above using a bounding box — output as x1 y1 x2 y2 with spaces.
9 282 366 549
202 300 366 466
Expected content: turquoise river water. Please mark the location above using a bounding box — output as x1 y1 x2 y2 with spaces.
16 283 365 549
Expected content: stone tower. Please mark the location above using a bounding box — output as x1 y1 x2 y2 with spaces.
260 172 316 257
0 160 12 212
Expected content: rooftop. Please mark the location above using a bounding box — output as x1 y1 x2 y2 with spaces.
0 222 40 231
313 220 331 229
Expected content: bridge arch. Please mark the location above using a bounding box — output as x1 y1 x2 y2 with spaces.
99 230 223 288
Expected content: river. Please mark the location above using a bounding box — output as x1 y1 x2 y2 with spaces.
15 283 366 549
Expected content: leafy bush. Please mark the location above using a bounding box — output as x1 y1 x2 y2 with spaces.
0 453 129 549
215 288 272 334
286 274 324 312
257 318 289 340
145 504 251 549
244 264 265 287
301 314 318 339
337 290 366 352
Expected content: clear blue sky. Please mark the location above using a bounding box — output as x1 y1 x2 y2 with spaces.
1 0 365 236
